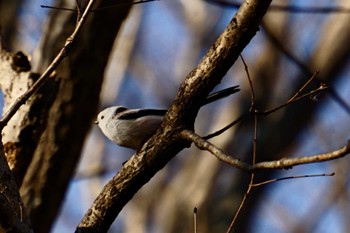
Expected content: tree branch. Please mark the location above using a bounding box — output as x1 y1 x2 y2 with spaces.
182 129 350 172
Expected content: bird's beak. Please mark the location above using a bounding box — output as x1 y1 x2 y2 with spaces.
94 120 98 124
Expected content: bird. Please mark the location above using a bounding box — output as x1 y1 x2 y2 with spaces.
95 86 239 149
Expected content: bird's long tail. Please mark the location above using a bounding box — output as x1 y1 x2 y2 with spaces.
204 85 240 105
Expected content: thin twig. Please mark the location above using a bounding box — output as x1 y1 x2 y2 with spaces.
203 113 248 140
252 115 258 164
193 207 197 233
240 55 255 110
290 71 319 101
226 171 334 232
205 0 350 14
251 172 335 187
261 22 350 115
40 5 76 12
253 141 350 170
258 82 327 115
0 0 96 131
40 0 157 12
203 72 327 139
226 181 252 233
227 56 257 232
227 98 258 232
183 130 350 171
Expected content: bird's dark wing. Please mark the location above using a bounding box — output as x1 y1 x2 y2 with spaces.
118 109 167 120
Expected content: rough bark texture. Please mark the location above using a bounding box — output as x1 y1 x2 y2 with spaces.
0 50 59 187
0 143 32 232
0 50 41 232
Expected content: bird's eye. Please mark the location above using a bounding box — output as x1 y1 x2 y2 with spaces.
101 115 104 120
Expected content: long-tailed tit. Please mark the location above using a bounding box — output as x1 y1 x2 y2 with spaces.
95 86 239 149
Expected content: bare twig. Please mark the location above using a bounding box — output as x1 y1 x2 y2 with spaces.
182 130 251 171
290 71 319 101
252 172 335 187
225 171 335 232
227 55 256 232
253 142 350 169
41 0 157 12
205 0 350 14
261 22 350 115
226 180 252 233
0 0 96 131
204 71 327 139
203 113 248 140
258 72 327 115
182 130 350 172
257 85 327 114
241 54 257 164
193 207 198 233
240 55 255 110
226 116 258 233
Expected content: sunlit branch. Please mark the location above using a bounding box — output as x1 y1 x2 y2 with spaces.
182 129 350 172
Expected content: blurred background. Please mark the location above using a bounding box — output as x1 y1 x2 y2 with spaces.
1 0 350 232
